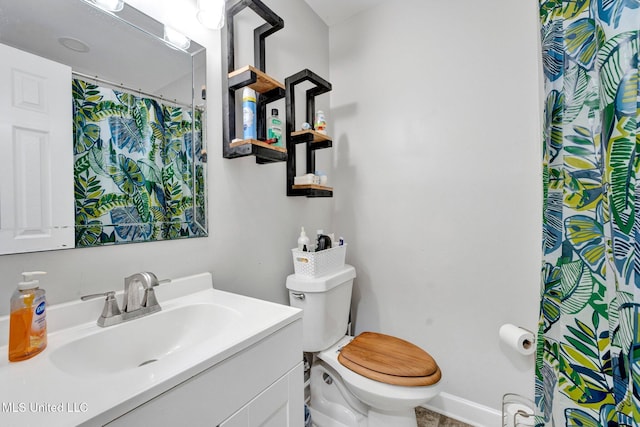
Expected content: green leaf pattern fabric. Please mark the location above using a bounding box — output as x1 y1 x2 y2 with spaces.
537 1 640 425
72 79 206 247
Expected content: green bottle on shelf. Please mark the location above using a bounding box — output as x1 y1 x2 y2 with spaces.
267 108 283 147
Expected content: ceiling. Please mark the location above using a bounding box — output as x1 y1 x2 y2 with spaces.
0 0 204 101
303 0 387 27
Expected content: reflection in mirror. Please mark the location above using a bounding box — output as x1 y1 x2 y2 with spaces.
0 0 207 254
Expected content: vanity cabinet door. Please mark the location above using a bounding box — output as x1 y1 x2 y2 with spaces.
219 363 303 427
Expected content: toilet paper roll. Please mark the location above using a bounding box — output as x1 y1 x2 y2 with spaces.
499 324 535 356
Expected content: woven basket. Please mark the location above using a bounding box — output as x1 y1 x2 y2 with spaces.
291 244 346 277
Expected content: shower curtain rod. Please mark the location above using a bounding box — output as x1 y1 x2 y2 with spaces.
72 71 198 110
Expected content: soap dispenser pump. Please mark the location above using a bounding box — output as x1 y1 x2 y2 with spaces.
8 271 48 362
297 227 310 251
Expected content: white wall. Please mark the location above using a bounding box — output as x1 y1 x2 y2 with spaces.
329 0 542 423
0 0 332 311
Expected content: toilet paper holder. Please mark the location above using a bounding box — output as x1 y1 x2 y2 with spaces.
502 393 534 427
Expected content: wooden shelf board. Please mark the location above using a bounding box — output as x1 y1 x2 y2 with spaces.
229 65 285 93
291 129 332 143
292 184 333 191
230 138 287 153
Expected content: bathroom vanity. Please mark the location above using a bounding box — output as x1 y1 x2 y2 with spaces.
0 273 303 426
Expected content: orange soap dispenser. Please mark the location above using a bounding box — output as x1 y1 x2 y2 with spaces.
8 271 48 362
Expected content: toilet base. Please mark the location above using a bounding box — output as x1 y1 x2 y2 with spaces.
309 360 419 427
309 406 417 427
367 408 417 427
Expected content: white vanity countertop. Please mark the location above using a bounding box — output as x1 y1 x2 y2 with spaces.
0 273 302 427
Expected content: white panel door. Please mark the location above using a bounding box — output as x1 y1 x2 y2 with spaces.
0 43 74 254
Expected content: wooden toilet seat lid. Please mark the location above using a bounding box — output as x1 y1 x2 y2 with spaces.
337 332 441 387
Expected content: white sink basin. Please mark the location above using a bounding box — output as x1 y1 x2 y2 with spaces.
49 303 241 376
0 272 302 427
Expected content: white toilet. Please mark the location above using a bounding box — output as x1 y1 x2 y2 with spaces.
287 264 442 427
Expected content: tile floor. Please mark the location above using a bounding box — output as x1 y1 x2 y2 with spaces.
416 407 473 427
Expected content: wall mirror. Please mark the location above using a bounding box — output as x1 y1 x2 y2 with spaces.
0 0 208 255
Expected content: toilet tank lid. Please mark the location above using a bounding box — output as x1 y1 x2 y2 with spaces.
286 265 356 292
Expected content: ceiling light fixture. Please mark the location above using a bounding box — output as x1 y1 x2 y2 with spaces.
58 37 91 53
89 0 125 12
197 0 226 30
163 26 191 51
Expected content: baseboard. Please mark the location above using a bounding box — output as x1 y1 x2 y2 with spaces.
422 392 501 427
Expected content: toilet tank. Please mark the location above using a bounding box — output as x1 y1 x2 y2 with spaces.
286 265 356 352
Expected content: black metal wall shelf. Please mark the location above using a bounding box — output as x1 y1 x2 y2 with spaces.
228 65 284 95
290 130 332 148
222 1 338 191
222 0 286 163
285 69 333 197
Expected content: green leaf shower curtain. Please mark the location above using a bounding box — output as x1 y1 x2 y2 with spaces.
72 79 206 247
537 1 640 425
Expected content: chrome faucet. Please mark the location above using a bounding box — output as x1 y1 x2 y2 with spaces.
81 272 168 327
123 272 160 313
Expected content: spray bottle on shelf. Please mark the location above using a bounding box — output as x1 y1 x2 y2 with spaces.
8 271 48 362
242 87 257 140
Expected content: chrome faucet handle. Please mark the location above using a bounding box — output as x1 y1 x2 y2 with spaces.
140 274 172 308
81 291 122 321
141 271 158 288
142 277 171 308
137 272 172 288
80 290 116 301
142 286 159 308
